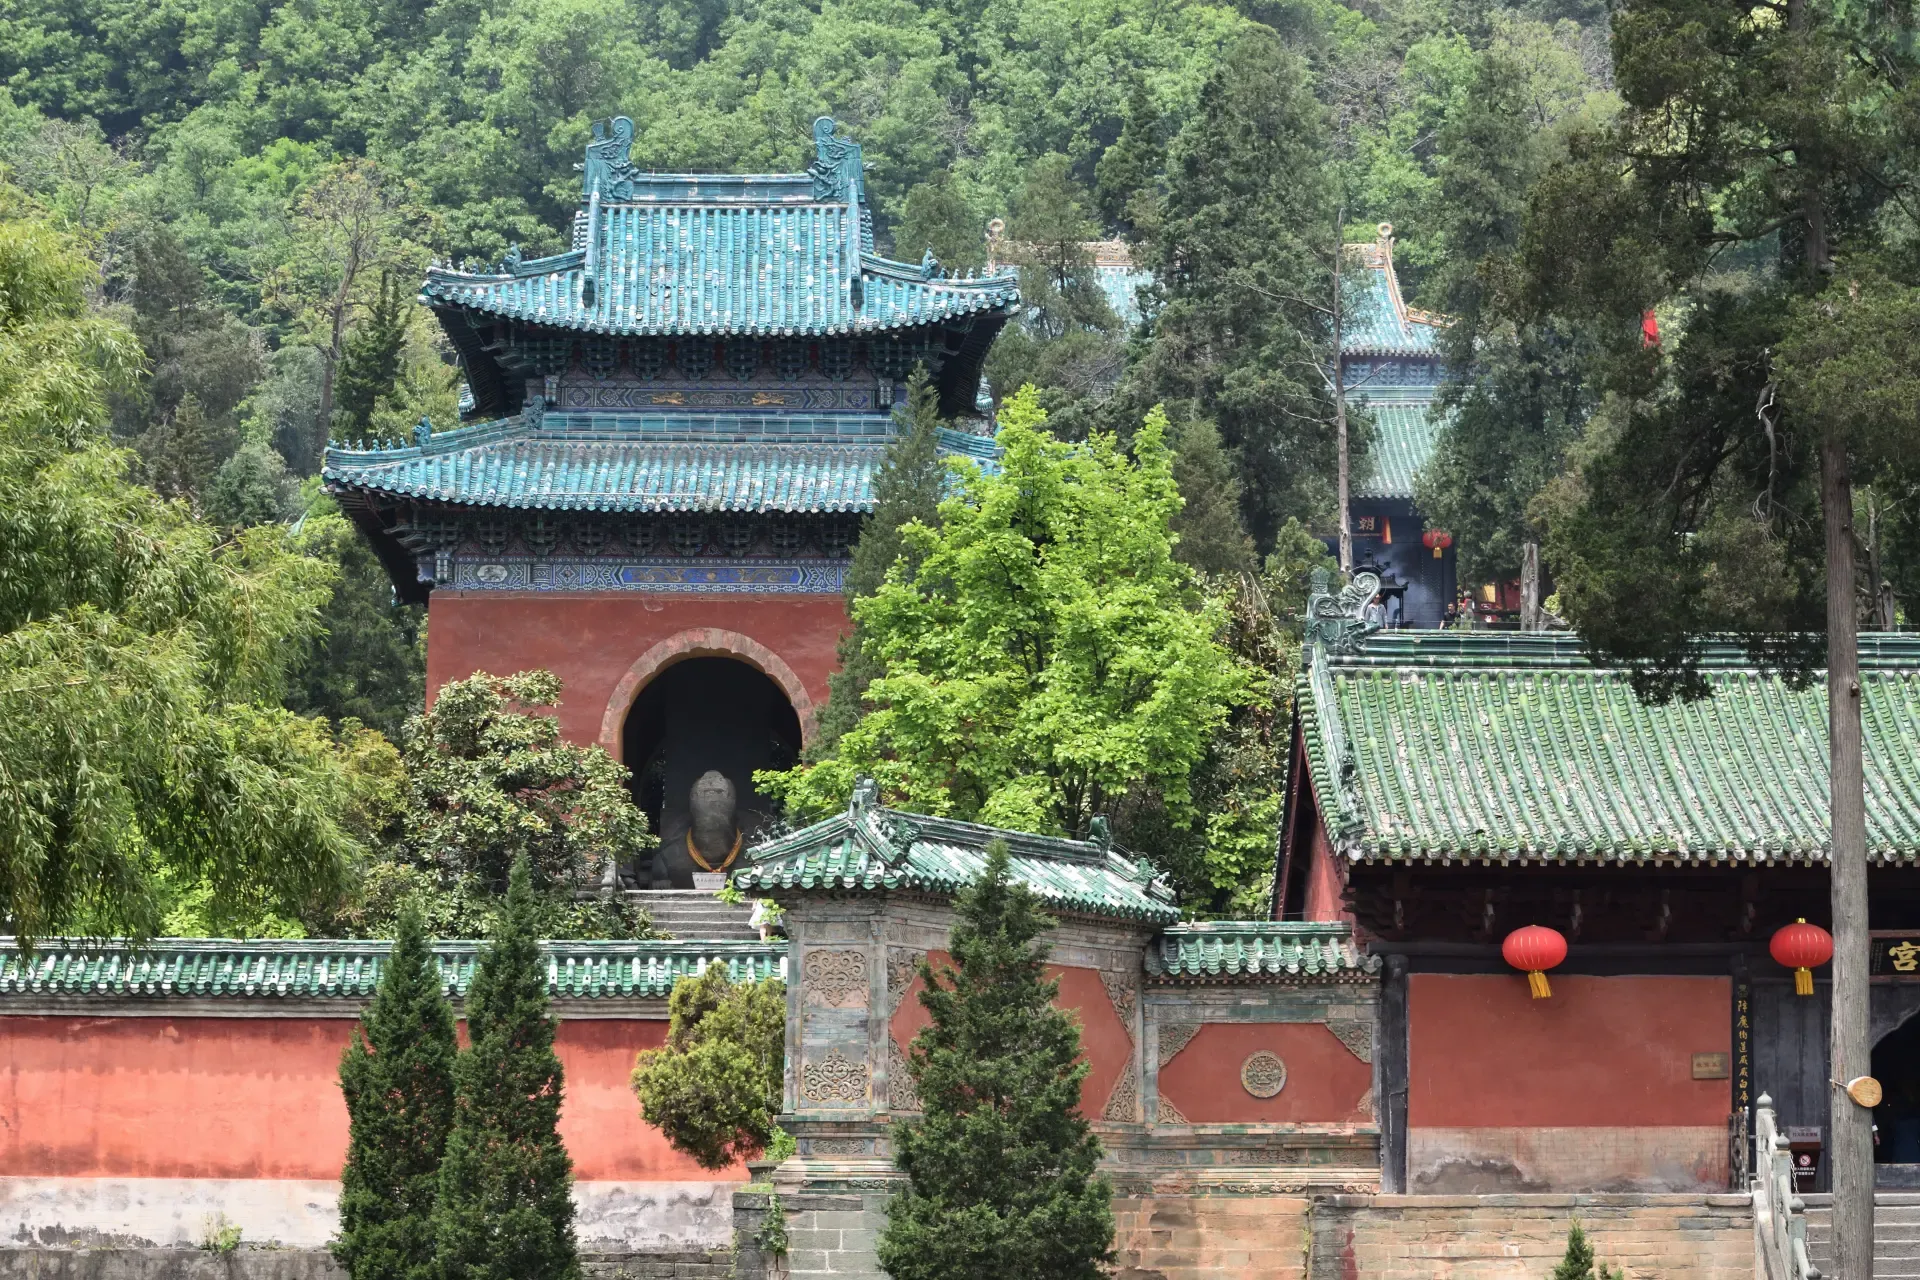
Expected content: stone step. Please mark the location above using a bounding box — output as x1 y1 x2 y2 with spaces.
624 891 762 941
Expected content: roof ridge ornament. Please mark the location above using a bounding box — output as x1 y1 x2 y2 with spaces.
809 116 865 206
580 116 640 201
1304 568 1383 655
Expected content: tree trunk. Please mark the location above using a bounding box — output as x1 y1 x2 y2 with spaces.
1520 540 1542 632
1824 426 1873 1280
1333 213 1350 574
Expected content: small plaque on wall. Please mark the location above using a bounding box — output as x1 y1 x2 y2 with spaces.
1871 933 1920 978
1692 1052 1730 1080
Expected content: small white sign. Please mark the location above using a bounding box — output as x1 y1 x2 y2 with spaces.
692 873 727 892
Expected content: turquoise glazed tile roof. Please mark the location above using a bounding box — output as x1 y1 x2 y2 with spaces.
1145 922 1378 984
322 414 998 513
1341 230 1445 358
1354 398 1441 501
1294 627 1920 867
424 113 1016 339
0 938 786 1001
736 789 1181 925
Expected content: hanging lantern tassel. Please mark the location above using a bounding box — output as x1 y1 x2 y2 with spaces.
1502 925 1569 1000
1770 919 1834 998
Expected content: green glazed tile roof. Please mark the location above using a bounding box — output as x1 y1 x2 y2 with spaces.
736 793 1181 925
1354 397 1441 501
323 414 999 512
1342 235 1445 358
1297 630 1920 866
425 212 1018 338
1145 922 1378 984
0 938 785 1001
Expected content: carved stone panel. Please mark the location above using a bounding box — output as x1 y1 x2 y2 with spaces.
801 1048 870 1104
887 948 925 1015
1327 1018 1374 1063
887 1037 920 1113
803 949 869 1008
1155 1096 1189 1126
1103 1069 1140 1123
1157 1020 1203 1068
1101 971 1138 1043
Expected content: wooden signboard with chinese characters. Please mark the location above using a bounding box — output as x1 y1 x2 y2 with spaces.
1869 932 1920 979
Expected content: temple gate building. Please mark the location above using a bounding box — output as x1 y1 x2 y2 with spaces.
323 117 1019 883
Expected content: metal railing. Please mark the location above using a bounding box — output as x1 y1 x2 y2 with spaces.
1754 1093 1821 1280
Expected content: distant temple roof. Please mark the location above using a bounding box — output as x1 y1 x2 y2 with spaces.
737 782 1183 925
1342 223 1449 502
0 938 786 1003
1292 583 1920 866
424 117 1018 340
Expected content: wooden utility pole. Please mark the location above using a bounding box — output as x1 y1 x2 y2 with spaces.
1824 426 1873 1280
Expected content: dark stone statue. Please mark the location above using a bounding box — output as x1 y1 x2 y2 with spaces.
654 770 742 888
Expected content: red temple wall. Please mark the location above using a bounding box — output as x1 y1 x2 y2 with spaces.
889 953 1132 1117
1157 1022 1370 1124
0 1014 727 1182
1406 974 1732 1192
425 592 849 750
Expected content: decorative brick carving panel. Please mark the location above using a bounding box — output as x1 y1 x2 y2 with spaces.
1327 1019 1373 1063
803 949 869 1008
1101 971 1139 1043
1157 1020 1202 1068
801 1048 870 1103
1103 1069 1141 1123
888 1037 920 1113
887 949 925 1015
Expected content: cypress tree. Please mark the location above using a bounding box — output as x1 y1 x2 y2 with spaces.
433 855 580 1280
334 271 409 434
335 902 457 1280
877 840 1114 1280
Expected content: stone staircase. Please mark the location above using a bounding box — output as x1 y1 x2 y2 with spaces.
626 890 761 941
1803 1192 1920 1277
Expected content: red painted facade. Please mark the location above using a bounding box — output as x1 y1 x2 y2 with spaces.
1158 1023 1370 1124
426 592 849 749
1408 974 1732 1128
0 1015 734 1182
888 953 1133 1117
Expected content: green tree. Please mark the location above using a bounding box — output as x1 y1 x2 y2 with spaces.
433 855 580 1280
877 840 1113 1280
1521 0 1920 1262
1131 27 1338 546
893 174 987 275
1168 417 1256 576
762 389 1255 839
333 270 410 435
812 371 949 754
1094 78 1163 233
204 440 298 526
285 497 427 739
0 197 365 942
630 966 787 1170
1549 1221 1623 1280
400 669 653 893
336 902 458 1280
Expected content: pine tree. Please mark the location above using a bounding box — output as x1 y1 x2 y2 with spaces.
1095 78 1163 233
1549 1221 1623 1280
809 370 948 753
335 902 457 1280
877 841 1114 1280
1169 417 1256 576
334 271 409 435
432 856 580 1280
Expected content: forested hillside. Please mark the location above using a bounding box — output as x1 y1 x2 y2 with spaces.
0 0 1623 925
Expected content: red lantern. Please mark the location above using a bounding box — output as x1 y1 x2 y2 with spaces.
1502 925 1569 999
1422 529 1454 559
1770 919 1834 997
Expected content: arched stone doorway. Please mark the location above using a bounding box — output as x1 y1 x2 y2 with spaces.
619 657 802 888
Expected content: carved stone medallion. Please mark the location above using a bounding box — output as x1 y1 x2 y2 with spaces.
1157 1021 1203 1068
1240 1051 1288 1098
803 949 869 1008
801 1048 870 1103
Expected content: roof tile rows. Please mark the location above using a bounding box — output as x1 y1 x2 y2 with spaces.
423 204 1019 338
0 938 786 1000
1297 629 1920 865
1145 923 1378 983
